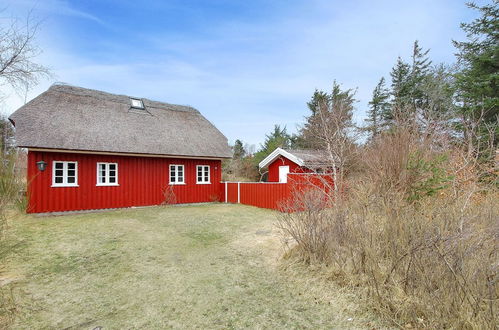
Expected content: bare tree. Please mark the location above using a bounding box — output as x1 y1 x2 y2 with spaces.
301 83 358 191
0 10 50 101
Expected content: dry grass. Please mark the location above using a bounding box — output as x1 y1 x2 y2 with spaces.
277 130 499 329
0 204 384 329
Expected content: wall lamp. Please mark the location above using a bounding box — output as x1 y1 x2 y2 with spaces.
36 160 47 171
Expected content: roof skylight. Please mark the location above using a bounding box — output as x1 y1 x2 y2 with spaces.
130 98 144 109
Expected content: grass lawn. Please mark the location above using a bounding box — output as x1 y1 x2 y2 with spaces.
2 204 381 329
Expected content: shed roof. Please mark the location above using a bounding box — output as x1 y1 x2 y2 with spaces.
9 84 232 159
258 147 331 169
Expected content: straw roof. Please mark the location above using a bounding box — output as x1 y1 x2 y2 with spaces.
282 149 331 167
9 84 232 159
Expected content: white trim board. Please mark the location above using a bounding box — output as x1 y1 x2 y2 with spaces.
258 147 304 169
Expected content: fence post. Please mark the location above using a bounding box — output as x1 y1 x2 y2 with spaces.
237 182 240 204
225 182 228 203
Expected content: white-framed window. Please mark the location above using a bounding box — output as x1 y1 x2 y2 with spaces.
52 161 78 187
169 165 185 184
130 98 144 109
96 162 119 186
196 165 210 184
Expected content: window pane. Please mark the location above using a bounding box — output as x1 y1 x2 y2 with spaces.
109 170 116 177
55 177 63 183
68 163 75 170
171 177 176 182
109 177 116 183
67 177 75 184
68 170 75 177
55 169 63 176
55 162 63 169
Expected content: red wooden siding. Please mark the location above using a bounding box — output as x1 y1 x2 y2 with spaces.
239 183 290 209
27 151 223 213
225 182 239 203
221 173 334 211
267 156 312 182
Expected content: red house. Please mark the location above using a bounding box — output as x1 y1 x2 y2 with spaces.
9 84 232 213
258 148 330 182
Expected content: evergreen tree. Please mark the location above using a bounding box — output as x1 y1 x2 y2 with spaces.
409 40 432 110
233 139 246 159
365 77 390 139
300 81 356 149
388 42 433 124
453 0 498 158
389 57 412 120
306 90 329 116
253 125 292 165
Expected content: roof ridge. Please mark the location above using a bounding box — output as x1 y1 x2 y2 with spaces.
49 83 198 113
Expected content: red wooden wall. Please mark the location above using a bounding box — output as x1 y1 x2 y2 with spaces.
225 182 239 204
27 151 223 213
267 156 312 182
220 173 334 211
240 183 290 209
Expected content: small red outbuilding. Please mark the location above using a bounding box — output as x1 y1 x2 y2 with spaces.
258 148 331 182
9 84 232 213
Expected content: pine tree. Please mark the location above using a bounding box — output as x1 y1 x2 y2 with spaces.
253 125 291 165
409 40 432 110
300 81 356 148
233 139 246 159
453 0 498 158
389 57 411 120
306 90 329 116
365 77 390 139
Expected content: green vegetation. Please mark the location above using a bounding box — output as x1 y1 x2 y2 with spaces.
1 204 383 329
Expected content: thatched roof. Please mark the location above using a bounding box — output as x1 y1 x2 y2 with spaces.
282 149 331 167
9 84 232 159
259 147 331 169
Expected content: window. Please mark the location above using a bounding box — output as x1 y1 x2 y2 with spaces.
97 163 118 186
130 98 144 109
52 161 78 187
170 165 185 184
196 165 210 184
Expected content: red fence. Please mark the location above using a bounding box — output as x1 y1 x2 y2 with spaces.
221 173 334 211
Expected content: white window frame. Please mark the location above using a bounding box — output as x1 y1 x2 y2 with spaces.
96 162 119 186
130 98 144 109
169 164 185 185
196 165 211 184
52 161 79 187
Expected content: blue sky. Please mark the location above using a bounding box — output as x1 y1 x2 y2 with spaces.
2 0 479 147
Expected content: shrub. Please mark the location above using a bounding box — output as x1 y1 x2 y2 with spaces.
0 151 25 328
276 131 498 328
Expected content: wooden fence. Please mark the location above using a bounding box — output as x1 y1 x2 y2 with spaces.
221 173 334 211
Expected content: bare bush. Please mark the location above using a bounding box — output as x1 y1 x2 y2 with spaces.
161 185 177 205
277 131 498 328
